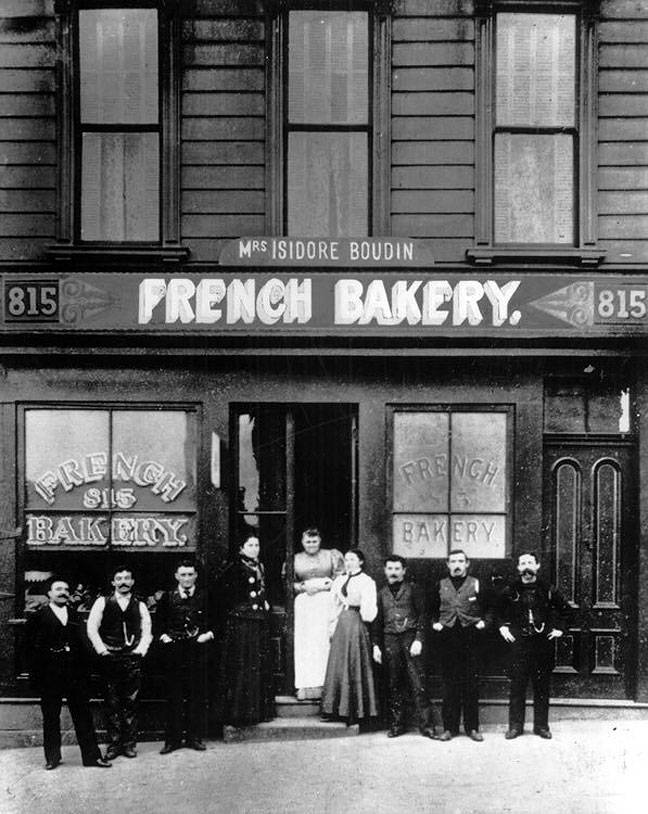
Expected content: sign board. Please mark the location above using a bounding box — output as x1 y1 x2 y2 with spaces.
3 272 648 337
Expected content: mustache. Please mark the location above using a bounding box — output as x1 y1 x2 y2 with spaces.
521 568 536 576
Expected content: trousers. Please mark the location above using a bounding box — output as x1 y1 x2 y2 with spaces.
383 631 440 731
100 653 143 749
40 673 101 765
508 636 554 731
163 640 208 744
439 624 481 734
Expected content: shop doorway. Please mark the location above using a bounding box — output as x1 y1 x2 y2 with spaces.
233 404 357 695
544 441 637 699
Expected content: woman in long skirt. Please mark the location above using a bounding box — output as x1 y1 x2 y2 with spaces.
217 535 275 734
293 527 344 700
321 549 378 725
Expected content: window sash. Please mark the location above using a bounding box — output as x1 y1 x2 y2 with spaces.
285 8 371 236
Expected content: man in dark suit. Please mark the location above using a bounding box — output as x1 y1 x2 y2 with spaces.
372 555 440 739
498 551 571 740
431 549 490 742
156 560 215 753
25 576 111 770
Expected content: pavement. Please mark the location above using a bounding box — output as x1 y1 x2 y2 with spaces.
1 720 646 814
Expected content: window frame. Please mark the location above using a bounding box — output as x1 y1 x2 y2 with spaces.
49 0 188 263
469 0 604 267
266 0 392 237
387 404 514 560
16 401 201 618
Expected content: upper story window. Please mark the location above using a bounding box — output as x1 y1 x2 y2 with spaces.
268 2 391 237
494 12 575 244
286 9 370 236
469 0 604 266
49 1 186 262
78 8 159 241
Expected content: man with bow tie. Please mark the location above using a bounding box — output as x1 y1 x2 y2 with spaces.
156 560 214 753
372 556 440 739
26 576 111 770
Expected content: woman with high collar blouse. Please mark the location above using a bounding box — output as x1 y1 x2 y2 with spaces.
217 535 275 733
321 548 378 726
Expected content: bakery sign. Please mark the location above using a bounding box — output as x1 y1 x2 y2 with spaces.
26 450 193 550
3 272 648 337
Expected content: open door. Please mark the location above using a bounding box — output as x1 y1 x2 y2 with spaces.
233 404 357 695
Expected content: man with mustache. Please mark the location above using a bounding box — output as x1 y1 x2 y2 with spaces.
26 577 111 770
87 565 152 760
431 549 489 742
372 555 441 739
498 551 570 740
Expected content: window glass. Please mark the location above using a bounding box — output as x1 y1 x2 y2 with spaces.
286 9 369 236
238 409 286 515
494 12 576 245
78 7 159 242
495 133 573 244
392 410 508 559
288 133 367 236
289 11 368 124
496 13 575 128
24 408 197 551
81 133 159 241
79 8 158 124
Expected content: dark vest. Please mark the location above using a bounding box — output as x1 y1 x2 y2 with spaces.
438 576 482 628
99 595 142 652
165 589 205 638
380 583 421 635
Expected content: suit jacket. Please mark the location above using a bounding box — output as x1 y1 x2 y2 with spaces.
497 579 571 639
155 586 212 639
25 604 92 694
217 557 270 622
372 581 426 647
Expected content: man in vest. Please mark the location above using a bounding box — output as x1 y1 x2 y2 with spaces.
26 576 112 770
372 555 441 739
431 549 489 742
498 551 570 740
156 559 214 754
87 565 152 760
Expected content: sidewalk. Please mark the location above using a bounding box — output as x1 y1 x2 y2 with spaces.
1 720 646 814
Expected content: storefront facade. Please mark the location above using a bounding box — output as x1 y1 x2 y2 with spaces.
1 0 648 740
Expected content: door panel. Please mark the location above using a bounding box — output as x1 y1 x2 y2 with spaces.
544 442 636 698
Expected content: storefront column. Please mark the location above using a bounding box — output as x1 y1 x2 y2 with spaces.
0 401 18 692
636 365 648 702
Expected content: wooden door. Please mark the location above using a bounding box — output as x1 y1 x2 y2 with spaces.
544 440 636 699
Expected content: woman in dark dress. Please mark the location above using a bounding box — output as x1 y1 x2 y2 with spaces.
321 548 378 726
217 535 275 735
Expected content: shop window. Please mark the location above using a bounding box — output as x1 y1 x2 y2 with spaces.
21 407 197 613
545 378 632 434
48 1 187 261
469 1 604 266
390 408 511 559
268 2 391 235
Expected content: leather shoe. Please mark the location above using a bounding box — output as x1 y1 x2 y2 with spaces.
44 760 60 770
122 746 137 758
387 726 405 738
438 730 453 741
84 758 112 768
186 739 206 751
468 730 484 742
160 742 180 755
420 727 439 740
104 747 121 761
505 729 522 739
534 728 552 739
